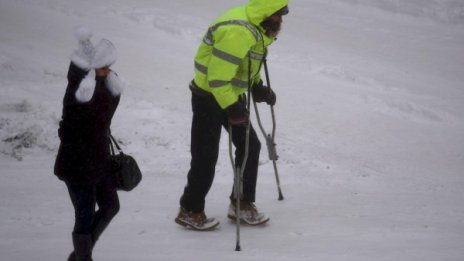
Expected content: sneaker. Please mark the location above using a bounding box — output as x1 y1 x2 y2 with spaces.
227 201 270 225
175 207 219 231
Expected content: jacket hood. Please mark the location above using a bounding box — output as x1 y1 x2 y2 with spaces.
246 0 289 26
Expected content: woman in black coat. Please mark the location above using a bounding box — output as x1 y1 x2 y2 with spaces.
54 27 123 261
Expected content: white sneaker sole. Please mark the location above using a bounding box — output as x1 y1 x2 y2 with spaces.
227 214 270 226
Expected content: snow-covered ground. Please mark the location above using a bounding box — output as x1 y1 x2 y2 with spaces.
1 0 464 260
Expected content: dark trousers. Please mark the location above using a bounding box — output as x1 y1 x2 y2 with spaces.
180 91 261 213
66 174 120 237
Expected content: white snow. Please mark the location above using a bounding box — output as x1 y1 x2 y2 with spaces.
1 0 464 260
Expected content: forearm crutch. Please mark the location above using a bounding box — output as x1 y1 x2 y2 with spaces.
252 57 284 200
228 54 253 251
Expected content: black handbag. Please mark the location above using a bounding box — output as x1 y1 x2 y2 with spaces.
109 133 142 191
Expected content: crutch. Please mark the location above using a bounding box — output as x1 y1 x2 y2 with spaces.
228 121 250 252
252 57 284 200
228 54 253 251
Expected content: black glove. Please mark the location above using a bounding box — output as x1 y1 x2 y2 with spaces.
226 101 249 126
252 80 276 106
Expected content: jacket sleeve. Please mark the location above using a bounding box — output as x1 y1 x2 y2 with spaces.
207 26 256 109
67 62 89 87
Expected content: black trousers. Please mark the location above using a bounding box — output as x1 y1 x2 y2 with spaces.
66 174 120 235
180 90 261 213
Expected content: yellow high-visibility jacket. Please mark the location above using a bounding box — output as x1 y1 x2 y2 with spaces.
193 0 289 109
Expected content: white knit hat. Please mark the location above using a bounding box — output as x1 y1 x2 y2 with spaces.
92 39 117 69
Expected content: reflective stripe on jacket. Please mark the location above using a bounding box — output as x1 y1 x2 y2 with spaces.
193 0 288 109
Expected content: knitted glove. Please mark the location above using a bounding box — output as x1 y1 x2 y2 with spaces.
70 26 95 70
92 39 117 69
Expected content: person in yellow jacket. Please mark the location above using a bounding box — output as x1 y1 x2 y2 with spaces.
176 0 289 230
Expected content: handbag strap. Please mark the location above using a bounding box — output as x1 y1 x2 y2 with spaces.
109 131 124 155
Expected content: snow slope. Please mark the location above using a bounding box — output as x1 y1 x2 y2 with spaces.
1 0 463 260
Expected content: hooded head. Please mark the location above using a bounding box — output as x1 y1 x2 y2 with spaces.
246 0 289 26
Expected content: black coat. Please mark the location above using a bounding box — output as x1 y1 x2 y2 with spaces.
54 63 120 185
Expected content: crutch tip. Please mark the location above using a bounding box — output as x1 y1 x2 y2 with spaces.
235 245 242 251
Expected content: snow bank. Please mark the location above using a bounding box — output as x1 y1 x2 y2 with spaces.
337 0 464 24
0 100 58 161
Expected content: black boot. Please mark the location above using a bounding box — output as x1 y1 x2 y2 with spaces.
67 251 76 261
68 217 112 260
72 233 93 261
91 217 111 249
